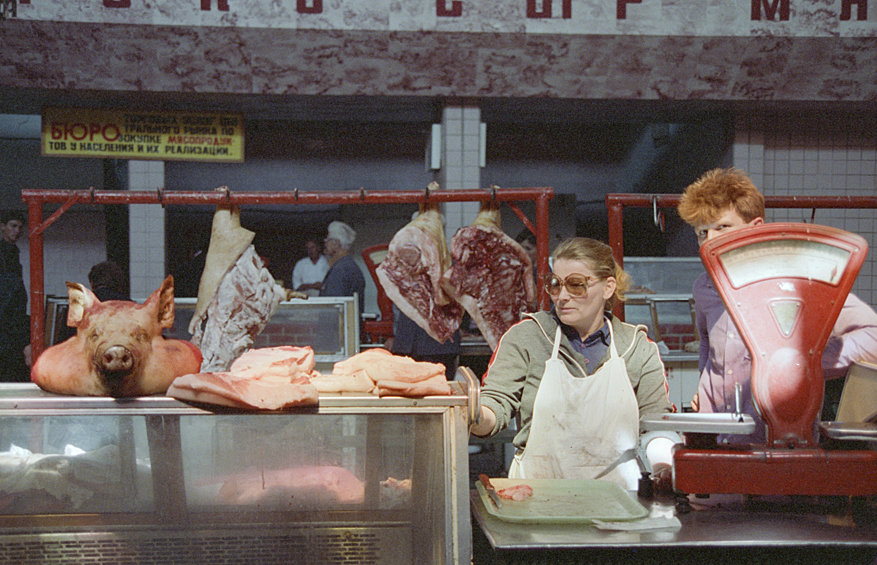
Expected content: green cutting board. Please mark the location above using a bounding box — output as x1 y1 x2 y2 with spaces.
475 478 648 524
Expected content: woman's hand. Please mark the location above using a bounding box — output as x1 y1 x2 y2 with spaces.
690 393 699 412
470 406 497 437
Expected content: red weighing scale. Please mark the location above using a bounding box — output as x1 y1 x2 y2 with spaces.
643 223 877 496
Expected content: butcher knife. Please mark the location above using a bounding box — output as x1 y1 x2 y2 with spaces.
479 474 503 508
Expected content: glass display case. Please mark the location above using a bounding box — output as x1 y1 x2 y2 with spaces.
623 257 703 346
168 296 361 372
44 296 361 372
624 257 704 410
0 383 472 565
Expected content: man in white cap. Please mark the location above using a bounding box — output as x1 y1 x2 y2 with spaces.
321 221 366 313
292 239 329 297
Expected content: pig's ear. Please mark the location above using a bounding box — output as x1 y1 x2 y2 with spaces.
152 275 176 329
66 282 96 328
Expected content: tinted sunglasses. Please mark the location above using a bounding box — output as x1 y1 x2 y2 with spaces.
544 273 603 298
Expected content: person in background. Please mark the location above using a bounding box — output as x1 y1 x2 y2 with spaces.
292 239 329 297
516 228 538 264
321 221 366 322
88 260 130 302
470 237 675 491
389 305 461 379
515 227 539 287
0 210 31 382
677 167 877 442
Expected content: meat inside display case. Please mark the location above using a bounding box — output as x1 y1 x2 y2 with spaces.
0 384 471 565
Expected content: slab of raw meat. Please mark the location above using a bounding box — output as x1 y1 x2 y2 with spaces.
442 203 536 349
376 196 463 343
203 465 365 506
168 346 321 409
498 483 534 501
167 371 319 410
308 370 375 393
374 373 453 397
228 345 316 380
332 348 445 383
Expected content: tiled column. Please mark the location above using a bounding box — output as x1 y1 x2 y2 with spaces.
439 103 483 239
127 160 166 299
732 114 765 190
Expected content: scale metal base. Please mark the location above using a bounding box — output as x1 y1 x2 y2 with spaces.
673 447 877 497
642 414 877 497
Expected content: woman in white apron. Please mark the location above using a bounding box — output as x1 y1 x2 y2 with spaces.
471 237 676 491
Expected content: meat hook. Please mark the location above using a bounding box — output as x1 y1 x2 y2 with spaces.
214 185 231 202
652 196 665 232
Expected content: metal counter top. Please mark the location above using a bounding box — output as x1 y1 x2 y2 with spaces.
0 383 469 416
471 488 877 564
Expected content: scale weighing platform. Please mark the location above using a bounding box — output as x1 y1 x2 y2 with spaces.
642 223 877 496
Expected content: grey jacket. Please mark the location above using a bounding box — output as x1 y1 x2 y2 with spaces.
478 311 673 451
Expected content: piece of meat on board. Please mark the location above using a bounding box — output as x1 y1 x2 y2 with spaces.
442 202 536 350
497 483 534 501
376 194 464 344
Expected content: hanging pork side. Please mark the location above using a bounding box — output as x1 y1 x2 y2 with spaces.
376 190 464 343
188 200 288 372
441 202 536 350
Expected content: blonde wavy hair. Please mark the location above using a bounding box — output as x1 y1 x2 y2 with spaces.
551 237 630 311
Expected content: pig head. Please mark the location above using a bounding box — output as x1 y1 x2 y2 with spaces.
31 275 203 397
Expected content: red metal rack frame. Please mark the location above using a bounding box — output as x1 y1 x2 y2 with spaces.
606 193 877 320
22 186 554 359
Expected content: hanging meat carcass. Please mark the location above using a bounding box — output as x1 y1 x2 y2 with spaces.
376 188 464 344
441 201 536 350
188 198 288 371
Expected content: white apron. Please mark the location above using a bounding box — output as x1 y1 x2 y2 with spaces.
509 323 641 489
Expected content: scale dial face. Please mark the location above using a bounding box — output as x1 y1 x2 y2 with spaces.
718 239 851 288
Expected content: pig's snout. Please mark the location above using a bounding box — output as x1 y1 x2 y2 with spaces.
99 345 135 374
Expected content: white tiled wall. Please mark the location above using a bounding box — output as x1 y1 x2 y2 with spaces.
440 104 483 240
734 113 877 305
127 160 166 300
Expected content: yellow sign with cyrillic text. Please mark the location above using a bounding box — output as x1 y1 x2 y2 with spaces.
42 108 244 163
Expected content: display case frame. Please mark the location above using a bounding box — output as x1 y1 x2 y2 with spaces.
0 383 472 565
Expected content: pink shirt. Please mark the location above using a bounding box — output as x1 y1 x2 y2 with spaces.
693 272 877 444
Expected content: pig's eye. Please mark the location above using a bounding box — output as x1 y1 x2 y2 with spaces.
88 330 100 342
